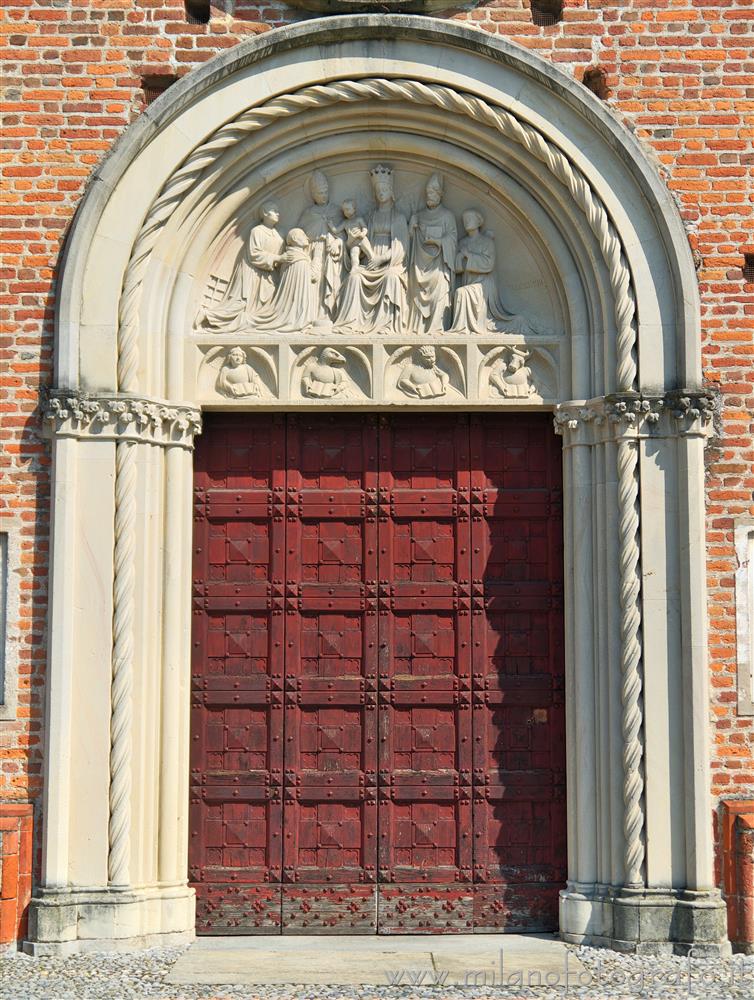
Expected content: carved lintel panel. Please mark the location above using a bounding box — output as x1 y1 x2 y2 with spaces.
480 345 557 402
293 346 370 401
191 338 565 408
198 345 277 401
385 344 464 401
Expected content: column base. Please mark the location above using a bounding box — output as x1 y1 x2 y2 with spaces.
560 885 731 957
24 884 196 956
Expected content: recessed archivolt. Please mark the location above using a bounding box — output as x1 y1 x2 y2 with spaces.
117 78 639 398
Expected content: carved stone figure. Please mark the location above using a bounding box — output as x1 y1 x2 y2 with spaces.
253 228 315 333
334 165 409 335
409 174 457 334
489 347 536 398
216 347 264 398
196 203 285 333
301 347 356 398
448 209 533 335
297 171 343 322
328 199 374 271
396 345 449 399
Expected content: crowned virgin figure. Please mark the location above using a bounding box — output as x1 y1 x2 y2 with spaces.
334 165 409 335
408 174 457 334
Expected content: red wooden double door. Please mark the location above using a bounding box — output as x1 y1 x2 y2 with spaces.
190 413 565 934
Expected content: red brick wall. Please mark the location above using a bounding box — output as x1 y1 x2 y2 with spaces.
1 0 752 937
0 805 33 948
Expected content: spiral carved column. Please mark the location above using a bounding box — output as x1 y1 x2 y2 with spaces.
108 436 137 886
616 434 645 888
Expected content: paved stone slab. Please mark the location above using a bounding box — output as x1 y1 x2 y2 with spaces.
166 933 583 987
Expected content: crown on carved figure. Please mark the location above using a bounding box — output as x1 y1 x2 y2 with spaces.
370 164 393 180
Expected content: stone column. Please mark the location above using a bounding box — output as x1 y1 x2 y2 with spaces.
159 444 195 887
28 393 201 955
556 393 730 956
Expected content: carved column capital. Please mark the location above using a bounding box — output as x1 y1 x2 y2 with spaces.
43 392 203 450
555 390 715 448
661 389 716 439
553 402 605 448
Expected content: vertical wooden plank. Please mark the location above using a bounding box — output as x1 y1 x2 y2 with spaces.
189 415 285 934
470 414 566 932
377 415 474 933
282 415 378 932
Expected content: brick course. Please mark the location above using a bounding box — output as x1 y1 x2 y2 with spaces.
1 0 752 945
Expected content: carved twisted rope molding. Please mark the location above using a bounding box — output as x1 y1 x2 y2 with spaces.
616 433 644 888
111 77 645 889
109 439 136 886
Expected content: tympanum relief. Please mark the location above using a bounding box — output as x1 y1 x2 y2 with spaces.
195 166 537 339
192 164 562 405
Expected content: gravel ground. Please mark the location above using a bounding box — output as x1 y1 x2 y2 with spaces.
0 944 752 1000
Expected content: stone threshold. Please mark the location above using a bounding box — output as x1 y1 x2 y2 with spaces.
166 932 584 988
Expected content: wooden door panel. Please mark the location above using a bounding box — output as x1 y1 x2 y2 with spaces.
281 416 378 932
469 415 566 932
190 412 566 935
376 417 473 930
190 417 286 933
379 886 474 934
282 886 377 934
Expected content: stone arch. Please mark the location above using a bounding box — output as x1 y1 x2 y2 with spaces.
36 16 727 955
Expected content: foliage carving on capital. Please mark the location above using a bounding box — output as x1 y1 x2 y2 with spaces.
665 390 715 427
605 397 662 428
555 390 716 445
553 404 603 436
43 392 202 447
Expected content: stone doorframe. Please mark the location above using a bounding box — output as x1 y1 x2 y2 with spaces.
30 16 729 955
